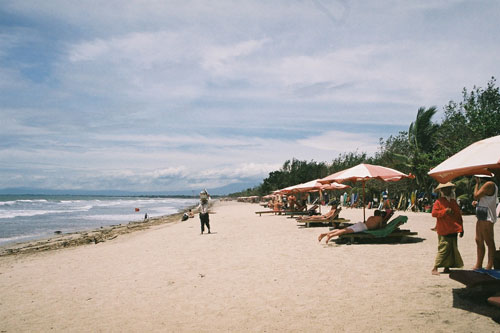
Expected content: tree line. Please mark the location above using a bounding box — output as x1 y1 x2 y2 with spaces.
230 77 500 212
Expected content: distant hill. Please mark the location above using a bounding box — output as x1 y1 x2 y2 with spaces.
0 181 260 197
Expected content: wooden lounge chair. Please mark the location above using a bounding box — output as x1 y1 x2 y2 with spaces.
328 208 395 231
296 207 350 228
450 269 500 310
338 215 417 243
449 269 500 292
254 205 316 217
254 209 287 216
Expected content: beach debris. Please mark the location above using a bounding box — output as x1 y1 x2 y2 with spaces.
0 210 187 257
199 273 205 278
54 231 62 234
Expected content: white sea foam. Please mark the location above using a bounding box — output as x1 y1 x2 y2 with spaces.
0 233 47 245
0 206 93 219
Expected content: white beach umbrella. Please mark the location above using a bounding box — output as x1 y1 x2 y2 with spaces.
428 135 500 183
319 163 414 221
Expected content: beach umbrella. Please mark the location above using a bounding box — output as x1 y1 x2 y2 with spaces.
319 163 414 221
279 179 346 194
284 180 350 213
428 135 500 183
322 182 351 191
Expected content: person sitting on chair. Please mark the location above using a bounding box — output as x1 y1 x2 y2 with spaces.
295 199 307 212
297 203 338 221
318 210 386 244
287 194 296 211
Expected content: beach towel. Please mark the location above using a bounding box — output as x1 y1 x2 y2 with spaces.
474 268 500 280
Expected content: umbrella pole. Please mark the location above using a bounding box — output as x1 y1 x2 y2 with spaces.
319 191 323 214
362 181 366 222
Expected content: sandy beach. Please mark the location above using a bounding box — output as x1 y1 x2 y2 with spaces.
1 200 499 332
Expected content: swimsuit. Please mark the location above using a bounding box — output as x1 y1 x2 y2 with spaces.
348 222 368 233
478 184 498 223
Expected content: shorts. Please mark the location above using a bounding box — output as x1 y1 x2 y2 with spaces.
347 222 368 233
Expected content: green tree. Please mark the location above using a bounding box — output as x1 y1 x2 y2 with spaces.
388 107 439 197
437 77 500 157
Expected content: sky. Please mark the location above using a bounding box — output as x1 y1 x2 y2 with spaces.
1 0 499 193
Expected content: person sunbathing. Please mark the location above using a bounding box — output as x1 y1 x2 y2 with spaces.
294 202 307 212
297 205 338 221
317 210 385 244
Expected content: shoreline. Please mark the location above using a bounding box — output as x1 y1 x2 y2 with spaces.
0 203 201 257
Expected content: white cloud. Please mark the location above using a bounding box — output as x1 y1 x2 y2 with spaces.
151 167 189 179
198 163 280 180
202 38 269 75
297 130 380 154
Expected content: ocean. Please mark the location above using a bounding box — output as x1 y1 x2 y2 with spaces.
0 195 199 246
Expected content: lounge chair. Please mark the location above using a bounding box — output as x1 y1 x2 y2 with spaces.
328 208 394 231
254 209 287 216
296 207 350 228
280 204 320 217
450 269 500 310
337 215 417 243
449 269 500 292
255 205 317 217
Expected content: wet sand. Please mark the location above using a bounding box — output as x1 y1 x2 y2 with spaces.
1 200 499 331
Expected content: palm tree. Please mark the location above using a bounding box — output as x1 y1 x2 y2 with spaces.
408 106 439 154
389 107 439 197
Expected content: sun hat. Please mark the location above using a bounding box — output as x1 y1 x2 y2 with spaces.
435 182 456 191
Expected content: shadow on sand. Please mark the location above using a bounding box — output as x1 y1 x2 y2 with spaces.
452 287 500 323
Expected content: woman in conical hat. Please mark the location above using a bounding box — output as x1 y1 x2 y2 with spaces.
431 182 464 275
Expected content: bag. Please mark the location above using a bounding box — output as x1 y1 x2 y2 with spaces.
476 206 489 221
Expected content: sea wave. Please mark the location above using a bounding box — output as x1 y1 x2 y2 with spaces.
0 206 93 219
0 199 49 206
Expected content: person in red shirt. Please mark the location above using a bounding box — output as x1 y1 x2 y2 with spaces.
431 182 464 275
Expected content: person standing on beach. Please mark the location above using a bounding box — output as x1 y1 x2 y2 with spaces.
472 174 498 270
199 190 210 235
431 182 464 275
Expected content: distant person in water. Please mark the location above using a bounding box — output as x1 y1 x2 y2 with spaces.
199 190 211 234
317 210 385 244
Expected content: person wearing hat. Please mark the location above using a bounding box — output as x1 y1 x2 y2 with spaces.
472 174 498 270
198 190 211 235
431 182 464 275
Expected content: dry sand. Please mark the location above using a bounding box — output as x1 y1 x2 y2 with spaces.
1 200 499 332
